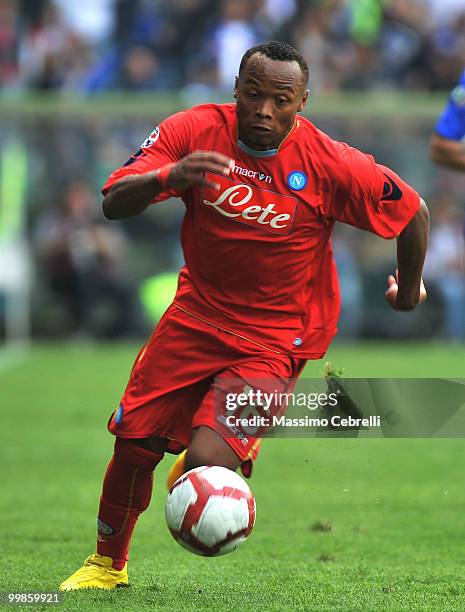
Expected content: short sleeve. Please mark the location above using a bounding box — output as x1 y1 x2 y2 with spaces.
328 143 420 239
101 110 193 203
435 71 465 141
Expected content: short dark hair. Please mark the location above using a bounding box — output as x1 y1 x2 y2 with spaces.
239 41 309 85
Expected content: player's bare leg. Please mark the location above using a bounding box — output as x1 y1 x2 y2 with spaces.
166 434 261 489
184 426 242 472
60 436 167 591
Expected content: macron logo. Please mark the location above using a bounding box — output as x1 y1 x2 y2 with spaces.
233 163 272 184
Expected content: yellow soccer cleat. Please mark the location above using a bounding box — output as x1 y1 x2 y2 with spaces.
59 554 128 591
166 449 187 490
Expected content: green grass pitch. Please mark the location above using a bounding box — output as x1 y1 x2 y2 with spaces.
2 341 465 611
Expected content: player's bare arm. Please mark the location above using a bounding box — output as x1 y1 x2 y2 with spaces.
429 134 465 172
385 198 429 311
102 151 234 220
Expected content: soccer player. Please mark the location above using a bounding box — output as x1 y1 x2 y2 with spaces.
429 68 465 339
60 41 428 590
430 68 465 170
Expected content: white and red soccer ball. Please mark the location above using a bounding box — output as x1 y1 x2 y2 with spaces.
165 465 256 556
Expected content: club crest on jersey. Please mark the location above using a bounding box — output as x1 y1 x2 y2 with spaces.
287 171 307 191
202 174 297 235
141 126 160 148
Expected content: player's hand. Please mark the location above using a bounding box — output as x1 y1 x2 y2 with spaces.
167 151 235 191
385 270 427 311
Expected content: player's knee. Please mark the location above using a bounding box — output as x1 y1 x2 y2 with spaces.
184 428 242 473
184 448 239 473
132 436 168 454
184 443 241 472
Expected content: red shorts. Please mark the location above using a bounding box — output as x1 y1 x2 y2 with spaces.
108 305 306 462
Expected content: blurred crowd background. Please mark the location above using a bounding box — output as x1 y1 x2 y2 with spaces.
1 0 465 343
2 0 465 94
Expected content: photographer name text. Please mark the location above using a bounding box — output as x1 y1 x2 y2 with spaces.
224 415 381 428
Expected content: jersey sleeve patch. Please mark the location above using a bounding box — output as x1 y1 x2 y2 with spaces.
381 173 403 201
141 126 160 148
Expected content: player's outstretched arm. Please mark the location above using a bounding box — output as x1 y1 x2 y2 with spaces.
385 198 429 311
429 134 465 172
102 151 234 220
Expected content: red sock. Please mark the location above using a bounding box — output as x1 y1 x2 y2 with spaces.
96 438 163 569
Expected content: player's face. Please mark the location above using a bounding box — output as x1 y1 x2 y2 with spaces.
235 54 308 150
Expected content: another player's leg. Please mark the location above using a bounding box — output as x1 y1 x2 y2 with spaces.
59 437 166 591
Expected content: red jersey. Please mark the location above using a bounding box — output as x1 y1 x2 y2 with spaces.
102 103 420 359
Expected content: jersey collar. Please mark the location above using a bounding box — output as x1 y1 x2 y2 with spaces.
237 140 278 157
235 118 300 159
